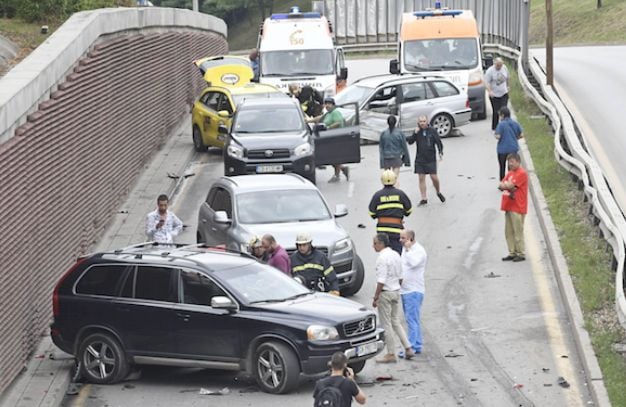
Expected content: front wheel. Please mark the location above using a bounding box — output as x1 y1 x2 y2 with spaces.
78 333 128 384
254 341 300 394
431 113 454 138
192 126 207 152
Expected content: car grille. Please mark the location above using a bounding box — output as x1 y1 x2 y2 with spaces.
343 316 375 338
333 261 352 275
247 149 290 159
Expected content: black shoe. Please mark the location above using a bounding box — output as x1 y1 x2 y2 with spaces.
513 256 526 262
418 200 428 206
502 255 516 261
437 192 446 203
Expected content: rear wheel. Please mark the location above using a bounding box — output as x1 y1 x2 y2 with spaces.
192 125 207 152
431 113 454 138
341 255 364 297
78 333 128 384
254 341 300 394
304 170 316 185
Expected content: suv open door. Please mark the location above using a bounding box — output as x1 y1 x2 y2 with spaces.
313 102 361 166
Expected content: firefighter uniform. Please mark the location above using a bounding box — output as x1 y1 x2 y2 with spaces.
290 232 339 294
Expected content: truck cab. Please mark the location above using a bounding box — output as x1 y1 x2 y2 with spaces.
257 7 348 98
390 6 487 120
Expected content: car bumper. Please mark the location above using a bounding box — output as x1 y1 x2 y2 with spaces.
224 154 315 178
300 329 385 374
50 324 73 355
454 109 473 127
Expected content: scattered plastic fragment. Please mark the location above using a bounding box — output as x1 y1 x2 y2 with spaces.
543 383 553 387
199 387 230 395
484 272 501 278
405 395 420 400
513 383 523 389
542 368 550 373
444 351 463 358
357 224 366 228
34 354 45 359
557 377 570 388
560 354 569 359
375 376 394 382
470 378 478 382
65 383 82 396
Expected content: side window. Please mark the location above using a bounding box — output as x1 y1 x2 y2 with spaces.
211 188 233 218
75 265 128 297
217 94 233 114
181 270 227 306
134 266 178 303
367 86 396 113
206 187 218 205
204 92 220 111
430 81 459 98
401 82 427 103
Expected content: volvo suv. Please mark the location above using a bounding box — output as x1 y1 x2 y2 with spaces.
51 243 384 394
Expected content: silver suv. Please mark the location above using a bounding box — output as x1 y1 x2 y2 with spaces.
196 174 365 296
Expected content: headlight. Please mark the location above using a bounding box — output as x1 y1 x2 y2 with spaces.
333 238 352 256
227 144 243 159
468 67 483 86
323 84 336 99
294 142 312 157
307 325 339 341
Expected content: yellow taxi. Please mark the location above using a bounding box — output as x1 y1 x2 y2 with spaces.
191 55 287 151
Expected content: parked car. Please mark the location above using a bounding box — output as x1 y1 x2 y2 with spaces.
191 55 287 151
334 73 472 141
50 243 383 394
196 173 365 296
221 98 361 184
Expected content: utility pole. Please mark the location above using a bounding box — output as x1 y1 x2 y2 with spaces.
597 0 602 8
192 0 199 12
521 0 530 74
546 0 554 86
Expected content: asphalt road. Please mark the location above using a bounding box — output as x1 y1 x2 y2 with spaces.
531 45 626 211
61 58 594 407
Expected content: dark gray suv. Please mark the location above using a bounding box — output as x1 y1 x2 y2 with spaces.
196 174 365 296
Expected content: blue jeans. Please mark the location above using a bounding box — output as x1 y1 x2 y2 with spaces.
401 291 424 352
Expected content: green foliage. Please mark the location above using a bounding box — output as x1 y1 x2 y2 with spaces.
0 0 20 18
74 0 135 11
11 0 134 22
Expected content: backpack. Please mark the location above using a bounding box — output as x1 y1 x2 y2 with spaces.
314 379 343 407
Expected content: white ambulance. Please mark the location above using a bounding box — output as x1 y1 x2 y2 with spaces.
257 7 348 98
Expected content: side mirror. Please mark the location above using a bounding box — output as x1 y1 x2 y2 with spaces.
218 110 230 118
338 67 348 80
218 124 228 135
389 59 400 74
334 204 348 218
214 211 232 224
211 296 237 311
483 54 494 70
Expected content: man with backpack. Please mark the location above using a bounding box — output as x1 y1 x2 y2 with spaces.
313 352 367 406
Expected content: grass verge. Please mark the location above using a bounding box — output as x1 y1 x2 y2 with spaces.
0 18 60 67
509 64 626 405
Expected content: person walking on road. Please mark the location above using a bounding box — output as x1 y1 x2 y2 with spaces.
145 194 183 244
399 229 426 354
499 153 528 262
379 115 411 183
290 232 340 295
368 170 412 255
261 234 291 275
495 106 523 182
312 351 367 407
485 57 510 131
371 233 415 363
407 115 445 206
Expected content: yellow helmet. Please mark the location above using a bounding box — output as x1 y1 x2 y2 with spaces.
381 169 397 186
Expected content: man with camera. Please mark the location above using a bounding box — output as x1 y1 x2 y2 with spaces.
313 352 367 406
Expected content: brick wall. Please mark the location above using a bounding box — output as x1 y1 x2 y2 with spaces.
0 30 227 394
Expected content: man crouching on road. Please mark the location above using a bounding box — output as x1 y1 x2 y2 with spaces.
312 352 366 406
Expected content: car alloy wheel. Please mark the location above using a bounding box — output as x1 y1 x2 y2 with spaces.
254 341 300 394
193 126 206 152
431 113 453 138
79 333 128 384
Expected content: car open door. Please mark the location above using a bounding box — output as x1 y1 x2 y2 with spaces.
314 102 361 166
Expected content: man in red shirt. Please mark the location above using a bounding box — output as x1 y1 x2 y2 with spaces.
498 153 528 262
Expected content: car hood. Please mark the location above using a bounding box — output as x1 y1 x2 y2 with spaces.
242 219 346 251
231 132 308 150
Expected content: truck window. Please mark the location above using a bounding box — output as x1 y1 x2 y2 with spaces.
404 38 478 71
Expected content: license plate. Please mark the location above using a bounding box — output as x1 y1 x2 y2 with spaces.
355 342 378 357
256 165 283 173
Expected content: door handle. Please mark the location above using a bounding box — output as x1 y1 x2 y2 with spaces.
211 227 218 232
176 312 191 321
201 218 207 223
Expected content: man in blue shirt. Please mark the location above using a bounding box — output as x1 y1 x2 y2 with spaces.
494 107 523 181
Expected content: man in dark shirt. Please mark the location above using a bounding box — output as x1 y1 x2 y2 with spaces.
407 115 446 206
313 352 366 407
290 232 340 295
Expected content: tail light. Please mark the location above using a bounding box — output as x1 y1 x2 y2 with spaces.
466 99 470 108
53 257 87 317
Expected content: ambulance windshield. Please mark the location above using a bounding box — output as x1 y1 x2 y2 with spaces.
403 38 478 71
261 49 334 76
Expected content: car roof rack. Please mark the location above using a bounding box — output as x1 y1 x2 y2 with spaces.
179 243 256 260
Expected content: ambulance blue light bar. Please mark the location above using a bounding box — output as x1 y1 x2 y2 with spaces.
413 9 463 18
271 11 322 20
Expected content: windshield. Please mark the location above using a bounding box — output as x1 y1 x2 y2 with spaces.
403 38 478 71
234 107 305 133
261 49 334 76
334 84 373 106
237 189 331 224
215 263 310 304
232 92 286 107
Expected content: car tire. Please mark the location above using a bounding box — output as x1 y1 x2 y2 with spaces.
193 125 207 152
78 332 128 385
430 113 454 138
305 170 316 185
196 230 204 244
341 255 365 297
348 360 367 374
254 341 300 394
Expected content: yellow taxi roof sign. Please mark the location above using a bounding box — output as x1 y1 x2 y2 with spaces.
193 55 254 87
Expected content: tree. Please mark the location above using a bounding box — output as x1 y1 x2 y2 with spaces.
597 0 602 8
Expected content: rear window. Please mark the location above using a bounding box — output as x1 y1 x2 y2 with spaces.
75 265 128 297
431 81 459 97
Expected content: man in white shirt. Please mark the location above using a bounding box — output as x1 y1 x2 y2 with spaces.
372 233 415 363
400 229 426 354
484 57 510 131
145 194 183 244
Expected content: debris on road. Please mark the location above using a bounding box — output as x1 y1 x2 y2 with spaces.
444 351 463 358
557 377 570 388
484 271 501 278
375 375 394 382
199 387 230 395
357 223 366 228
560 354 569 359
513 383 523 389
542 368 550 373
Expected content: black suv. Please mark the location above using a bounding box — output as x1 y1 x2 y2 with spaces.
222 98 361 184
51 243 383 394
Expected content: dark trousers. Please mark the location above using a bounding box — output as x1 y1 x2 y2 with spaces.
498 152 514 181
387 233 402 255
490 93 509 130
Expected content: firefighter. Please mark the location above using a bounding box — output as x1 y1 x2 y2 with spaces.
290 232 340 295
368 170 413 254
